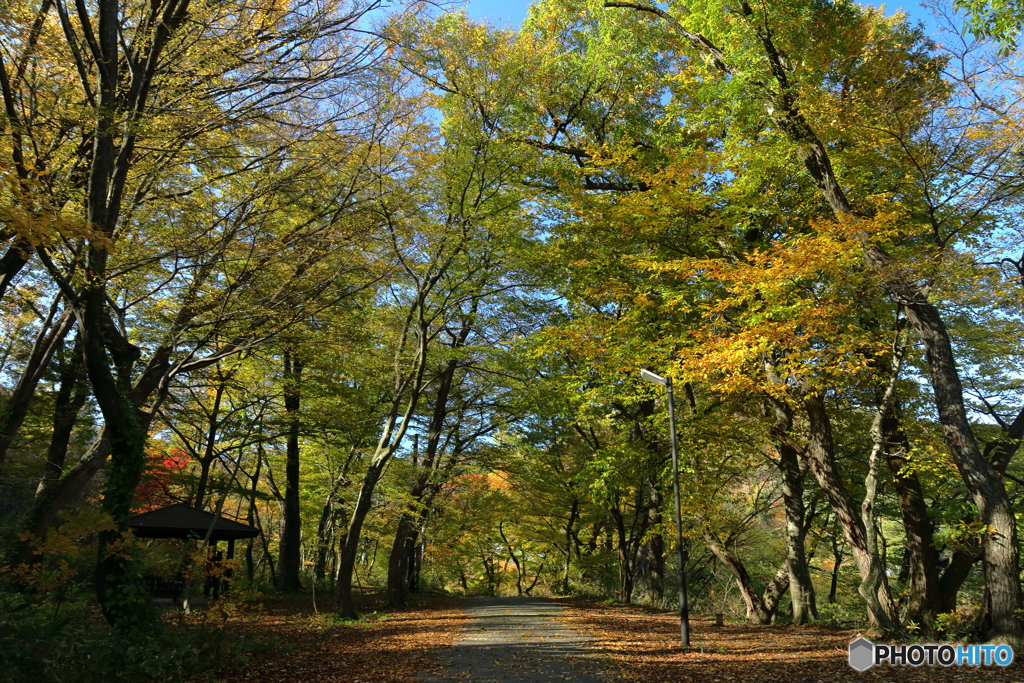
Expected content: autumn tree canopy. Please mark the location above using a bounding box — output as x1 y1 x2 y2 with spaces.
3 0 1024 656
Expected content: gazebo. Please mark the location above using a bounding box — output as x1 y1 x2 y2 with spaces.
128 503 260 599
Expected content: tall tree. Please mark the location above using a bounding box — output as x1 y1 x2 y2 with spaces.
1 0 410 626
277 349 304 592
598 0 1023 643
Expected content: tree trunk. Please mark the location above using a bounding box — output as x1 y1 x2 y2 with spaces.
705 534 789 624
337 459 388 617
829 535 844 604
385 337 467 607
79 295 151 627
780 454 817 624
525 562 545 595
610 503 646 604
766 18 1023 641
388 480 440 604
482 556 498 595
26 430 111 542
408 528 424 593
939 544 981 613
336 261 434 618
315 479 343 583
932 406 1024 616
39 332 89 488
0 304 74 465
858 337 911 637
560 499 579 594
277 350 303 592
767 394 818 625
387 508 420 606
70 0 190 626
0 237 33 305
192 375 228 511
314 444 361 585
802 392 901 636
246 448 263 582
884 412 941 631
499 522 525 596
884 284 1023 644
682 0 1024 644
641 485 665 600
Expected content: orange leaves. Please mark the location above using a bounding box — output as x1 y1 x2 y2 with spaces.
211 595 466 683
558 598 1024 683
2 507 119 593
0 166 101 248
642 214 900 396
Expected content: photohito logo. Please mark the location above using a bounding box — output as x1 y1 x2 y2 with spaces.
848 637 1014 671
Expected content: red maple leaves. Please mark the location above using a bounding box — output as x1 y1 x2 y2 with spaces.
134 446 191 511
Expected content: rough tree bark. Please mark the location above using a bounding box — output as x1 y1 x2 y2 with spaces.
766 392 818 625
883 411 941 631
936 406 1024 614
802 392 901 636
704 534 790 624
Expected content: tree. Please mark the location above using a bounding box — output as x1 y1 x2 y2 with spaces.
598 0 1022 643
1 0 414 627
445 0 1024 640
957 0 1024 47
335 107 537 615
277 349 304 592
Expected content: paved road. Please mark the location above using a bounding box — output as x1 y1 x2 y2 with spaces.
417 596 620 683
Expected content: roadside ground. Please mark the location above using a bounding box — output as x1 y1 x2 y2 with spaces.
555 599 1024 683
195 594 1024 683
201 593 465 683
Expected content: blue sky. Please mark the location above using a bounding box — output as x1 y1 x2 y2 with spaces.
461 0 947 35
462 0 532 26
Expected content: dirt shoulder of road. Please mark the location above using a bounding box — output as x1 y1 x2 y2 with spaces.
552 598 1024 683
202 594 467 683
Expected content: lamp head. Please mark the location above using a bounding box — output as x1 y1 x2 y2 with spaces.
640 369 668 386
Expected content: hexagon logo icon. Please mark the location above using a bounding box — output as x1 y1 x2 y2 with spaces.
849 637 875 671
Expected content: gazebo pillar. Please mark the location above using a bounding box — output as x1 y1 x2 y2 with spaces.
225 538 236 594
205 540 220 598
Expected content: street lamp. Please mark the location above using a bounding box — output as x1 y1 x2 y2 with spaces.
640 369 690 649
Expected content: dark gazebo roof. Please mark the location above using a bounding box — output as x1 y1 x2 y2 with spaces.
128 503 259 541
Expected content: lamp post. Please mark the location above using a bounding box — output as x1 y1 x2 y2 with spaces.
640 369 690 649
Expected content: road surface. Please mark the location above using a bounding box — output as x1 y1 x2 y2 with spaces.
417 596 620 683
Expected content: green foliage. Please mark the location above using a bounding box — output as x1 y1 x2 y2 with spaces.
957 0 1024 48
934 609 979 641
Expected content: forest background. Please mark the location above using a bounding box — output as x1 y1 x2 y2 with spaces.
3 0 1024 679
